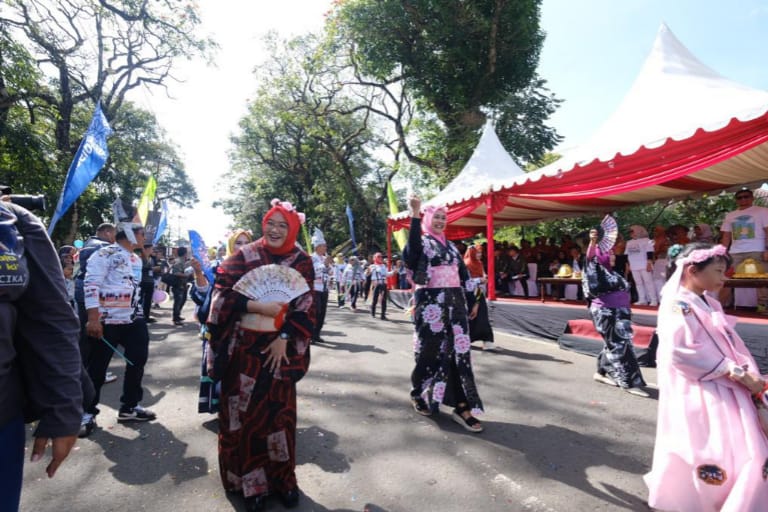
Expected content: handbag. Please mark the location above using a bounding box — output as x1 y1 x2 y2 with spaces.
582 256 629 299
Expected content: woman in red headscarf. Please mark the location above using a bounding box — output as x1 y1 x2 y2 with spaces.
464 245 496 350
207 199 316 512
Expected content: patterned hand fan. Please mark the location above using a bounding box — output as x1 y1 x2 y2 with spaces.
599 214 619 253
233 264 310 303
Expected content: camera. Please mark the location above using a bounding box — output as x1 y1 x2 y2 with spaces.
0 185 47 211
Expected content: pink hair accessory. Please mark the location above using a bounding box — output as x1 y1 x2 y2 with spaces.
270 198 306 224
678 245 727 266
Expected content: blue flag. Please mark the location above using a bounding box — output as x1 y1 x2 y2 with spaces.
48 102 112 234
345 204 358 255
188 229 215 284
153 200 169 244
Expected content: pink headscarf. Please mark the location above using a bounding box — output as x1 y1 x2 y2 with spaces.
422 205 447 245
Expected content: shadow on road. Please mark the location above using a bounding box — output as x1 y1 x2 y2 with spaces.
313 339 388 354
471 420 648 510
297 425 351 473
470 345 574 364
90 421 209 486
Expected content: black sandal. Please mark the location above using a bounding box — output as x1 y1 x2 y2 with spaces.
411 397 433 416
451 405 483 433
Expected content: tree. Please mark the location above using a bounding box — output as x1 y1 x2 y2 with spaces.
330 0 562 177
0 0 213 241
227 33 390 252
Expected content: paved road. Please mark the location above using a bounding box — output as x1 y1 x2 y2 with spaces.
21 298 658 512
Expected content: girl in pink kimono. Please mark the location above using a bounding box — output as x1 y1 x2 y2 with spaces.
645 243 768 511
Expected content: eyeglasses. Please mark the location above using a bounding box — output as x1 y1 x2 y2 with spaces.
735 195 752 200
265 220 289 231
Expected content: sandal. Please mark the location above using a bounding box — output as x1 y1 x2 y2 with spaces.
411 397 433 416
451 405 483 433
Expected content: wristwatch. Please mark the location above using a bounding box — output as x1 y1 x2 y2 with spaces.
279 332 289 340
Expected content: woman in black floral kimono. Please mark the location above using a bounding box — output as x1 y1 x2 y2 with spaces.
403 195 484 433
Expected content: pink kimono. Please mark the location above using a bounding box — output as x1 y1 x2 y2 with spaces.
645 288 768 511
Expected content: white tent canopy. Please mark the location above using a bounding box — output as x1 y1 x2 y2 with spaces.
421 121 526 208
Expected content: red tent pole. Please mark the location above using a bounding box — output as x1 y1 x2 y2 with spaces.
386 221 393 270
486 196 496 301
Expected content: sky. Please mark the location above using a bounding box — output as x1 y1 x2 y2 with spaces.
137 0 768 245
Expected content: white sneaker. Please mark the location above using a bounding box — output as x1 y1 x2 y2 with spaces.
104 372 117 384
483 341 497 351
649 302 658 307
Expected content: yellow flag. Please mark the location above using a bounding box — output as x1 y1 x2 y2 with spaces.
137 175 157 226
387 181 407 251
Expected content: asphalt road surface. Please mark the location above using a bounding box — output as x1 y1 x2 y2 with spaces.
21 297 658 512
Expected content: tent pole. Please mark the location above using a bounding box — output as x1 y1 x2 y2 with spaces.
486 196 496 301
386 222 393 271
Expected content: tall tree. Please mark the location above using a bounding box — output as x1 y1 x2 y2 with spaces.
227 33 389 252
330 0 562 177
0 0 213 241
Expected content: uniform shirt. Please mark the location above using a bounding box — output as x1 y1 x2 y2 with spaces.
625 237 654 270
84 244 143 324
311 252 329 292
720 205 768 253
368 263 391 284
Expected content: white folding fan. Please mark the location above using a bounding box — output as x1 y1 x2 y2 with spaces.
233 264 310 331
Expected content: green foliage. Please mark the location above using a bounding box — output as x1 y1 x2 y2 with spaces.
226 33 389 252
331 0 562 177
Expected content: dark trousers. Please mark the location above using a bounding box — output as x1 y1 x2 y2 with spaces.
363 275 372 301
313 289 329 340
371 283 388 318
348 283 360 309
172 284 187 321
86 320 150 414
76 301 93 363
140 283 154 319
0 416 24 512
337 283 345 307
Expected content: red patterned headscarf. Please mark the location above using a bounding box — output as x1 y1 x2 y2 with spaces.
261 198 306 255
463 245 485 278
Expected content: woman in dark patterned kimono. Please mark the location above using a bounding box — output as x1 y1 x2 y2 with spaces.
464 245 496 351
586 227 648 397
207 199 315 512
404 195 484 433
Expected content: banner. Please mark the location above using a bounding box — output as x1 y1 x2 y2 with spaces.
153 200 169 245
386 181 407 251
48 102 112 234
188 229 215 284
345 204 358 255
137 175 157 226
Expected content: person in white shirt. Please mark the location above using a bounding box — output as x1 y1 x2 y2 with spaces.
310 228 331 341
625 225 657 306
720 186 768 312
82 216 156 432
368 252 394 320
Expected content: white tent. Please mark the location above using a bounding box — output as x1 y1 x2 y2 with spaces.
422 121 526 209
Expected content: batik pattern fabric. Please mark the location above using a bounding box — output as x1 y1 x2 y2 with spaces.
207 240 315 498
589 304 646 389
404 218 483 415
644 288 768 512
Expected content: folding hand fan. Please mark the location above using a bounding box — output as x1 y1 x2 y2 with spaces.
233 264 310 332
599 214 619 253
233 264 310 303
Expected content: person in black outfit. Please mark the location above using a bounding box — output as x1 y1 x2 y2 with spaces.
502 245 530 298
0 200 84 511
137 243 158 322
170 246 190 325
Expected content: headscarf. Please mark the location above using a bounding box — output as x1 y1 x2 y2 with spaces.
463 245 485 278
694 223 713 243
261 198 306 255
373 252 384 265
226 228 253 257
629 225 648 238
422 205 447 245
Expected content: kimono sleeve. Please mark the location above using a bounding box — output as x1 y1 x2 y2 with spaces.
403 217 423 271
663 311 733 381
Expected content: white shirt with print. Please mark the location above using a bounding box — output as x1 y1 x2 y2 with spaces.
84 244 143 324
625 237 654 270
721 205 768 253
